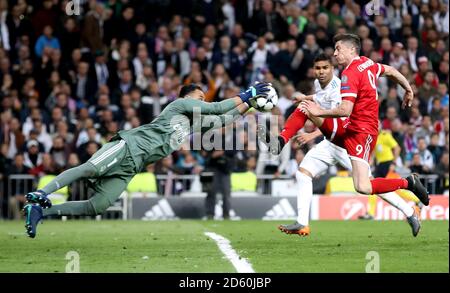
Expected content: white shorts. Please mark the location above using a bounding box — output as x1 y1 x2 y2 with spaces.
299 139 352 178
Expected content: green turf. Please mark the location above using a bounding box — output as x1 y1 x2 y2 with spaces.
0 220 448 272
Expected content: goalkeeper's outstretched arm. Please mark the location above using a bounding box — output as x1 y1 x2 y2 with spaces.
179 82 271 116
198 102 250 133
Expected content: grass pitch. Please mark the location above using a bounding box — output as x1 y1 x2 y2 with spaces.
0 220 448 272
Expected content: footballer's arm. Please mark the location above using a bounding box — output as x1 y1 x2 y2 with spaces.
198 103 250 133
381 64 414 108
294 129 323 146
300 99 354 118
294 93 315 103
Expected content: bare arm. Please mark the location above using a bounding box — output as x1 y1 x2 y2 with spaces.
392 145 401 160
381 65 414 108
293 93 315 103
300 100 354 118
294 129 323 146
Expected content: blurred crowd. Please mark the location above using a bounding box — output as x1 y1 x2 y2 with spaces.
0 0 448 208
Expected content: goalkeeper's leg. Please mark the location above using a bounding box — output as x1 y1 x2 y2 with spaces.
27 140 127 206
25 162 97 208
41 163 97 195
43 176 130 216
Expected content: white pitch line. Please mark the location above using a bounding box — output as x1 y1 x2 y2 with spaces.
204 232 255 273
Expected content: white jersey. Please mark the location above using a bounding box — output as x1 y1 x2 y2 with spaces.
312 75 341 110
299 74 359 177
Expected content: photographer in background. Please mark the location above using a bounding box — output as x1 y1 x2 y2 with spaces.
203 128 236 220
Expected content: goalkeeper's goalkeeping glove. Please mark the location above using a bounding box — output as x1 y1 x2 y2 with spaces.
238 82 271 104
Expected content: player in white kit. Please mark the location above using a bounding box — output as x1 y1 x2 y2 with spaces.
258 53 419 236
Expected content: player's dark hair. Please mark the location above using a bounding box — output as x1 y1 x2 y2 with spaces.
313 53 332 65
333 33 361 54
179 84 203 98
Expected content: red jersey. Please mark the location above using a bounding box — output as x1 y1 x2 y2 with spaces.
340 56 385 135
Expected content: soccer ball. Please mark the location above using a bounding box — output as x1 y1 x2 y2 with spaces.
250 85 278 112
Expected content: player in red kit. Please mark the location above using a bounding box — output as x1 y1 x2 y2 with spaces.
300 34 429 230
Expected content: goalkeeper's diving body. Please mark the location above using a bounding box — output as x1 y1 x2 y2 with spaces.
23 83 270 238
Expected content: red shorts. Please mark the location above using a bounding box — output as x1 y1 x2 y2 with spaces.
319 117 349 147
319 118 378 163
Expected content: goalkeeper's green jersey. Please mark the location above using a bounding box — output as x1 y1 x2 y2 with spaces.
111 98 240 172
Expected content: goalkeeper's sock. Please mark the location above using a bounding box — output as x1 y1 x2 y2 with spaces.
41 163 97 195
370 178 408 194
296 170 313 226
43 201 97 217
280 108 307 143
377 192 414 217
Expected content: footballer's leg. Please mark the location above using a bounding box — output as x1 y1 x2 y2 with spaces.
23 162 99 237
43 139 133 217
25 162 97 209
346 133 423 236
25 140 127 208
43 176 132 217
24 203 43 238
25 177 131 238
24 140 132 238
278 117 346 236
279 140 334 236
278 168 314 236
345 132 429 206
350 160 422 236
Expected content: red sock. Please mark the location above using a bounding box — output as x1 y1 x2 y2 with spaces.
370 178 408 194
279 108 307 142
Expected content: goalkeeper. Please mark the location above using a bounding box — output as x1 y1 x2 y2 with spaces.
24 83 270 238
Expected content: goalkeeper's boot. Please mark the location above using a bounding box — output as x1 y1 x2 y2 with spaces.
278 222 310 236
405 174 429 206
24 204 43 238
406 205 421 237
26 190 52 209
256 124 285 155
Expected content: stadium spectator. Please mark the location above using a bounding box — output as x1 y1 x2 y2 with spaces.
31 0 57 37
435 151 449 193
438 82 449 108
428 132 445 164
252 0 288 41
49 135 70 172
416 137 435 172
3 117 25 159
81 2 105 52
410 152 430 175
6 153 31 219
415 115 434 143
375 126 402 177
204 146 234 219
23 139 43 169
34 25 60 58
406 36 425 72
